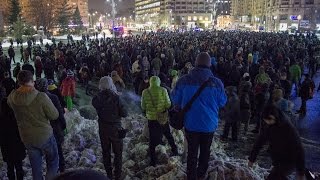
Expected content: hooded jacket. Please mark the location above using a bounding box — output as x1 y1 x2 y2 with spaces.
141 76 171 120
289 64 301 82
61 77 76 97
7 86 59 147
172 67 227 133
249 113 305 175
92 89 127 126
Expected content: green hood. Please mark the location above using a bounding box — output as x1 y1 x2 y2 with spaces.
10 88 39 106
149 76 161 88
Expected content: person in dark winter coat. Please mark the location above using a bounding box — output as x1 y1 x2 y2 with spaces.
13 63 21 80
92 76 127 180
22 62 35 75
35 78 67 172
0 87 26 180
48 79 66 108
2 72 16 96
8 46 15 64
238 73 252 134
138 76 150 96
35 56 43 78
248 105 305 180
279 72 292 99
297 74 315 115
221 86 241 141
253 83 270 133
44 58 56 80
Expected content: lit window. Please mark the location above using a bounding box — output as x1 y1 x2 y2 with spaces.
193 16 197 20
188 16 191 20
199 16 203 20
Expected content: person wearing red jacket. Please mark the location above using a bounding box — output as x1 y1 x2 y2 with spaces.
60 70 76 111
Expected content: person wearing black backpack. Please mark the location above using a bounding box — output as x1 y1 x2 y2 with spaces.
297 74 315 115
171 52 227 180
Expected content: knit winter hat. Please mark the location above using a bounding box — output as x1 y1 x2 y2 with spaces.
195 52 211 68
47 79 57 91
67 70 74 77
35 78 48 92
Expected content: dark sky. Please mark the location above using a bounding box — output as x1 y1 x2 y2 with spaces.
89 0 134 16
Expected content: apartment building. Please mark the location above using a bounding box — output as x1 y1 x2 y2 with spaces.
231 0 320 31
135 0 214 28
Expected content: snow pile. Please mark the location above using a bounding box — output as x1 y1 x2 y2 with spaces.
0 108 269 179
62 109 269 180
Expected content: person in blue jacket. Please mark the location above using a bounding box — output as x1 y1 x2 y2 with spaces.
171 52 227 180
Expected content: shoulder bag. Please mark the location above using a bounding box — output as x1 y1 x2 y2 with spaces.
169 79 211 130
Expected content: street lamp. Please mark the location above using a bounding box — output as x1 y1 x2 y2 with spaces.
88 14 92 28
169 10 172 27
297 15 302 31
273 16 277 32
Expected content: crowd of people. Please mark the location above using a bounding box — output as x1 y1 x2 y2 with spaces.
0 30 320 180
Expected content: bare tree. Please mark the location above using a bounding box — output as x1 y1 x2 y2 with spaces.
24 0 62 31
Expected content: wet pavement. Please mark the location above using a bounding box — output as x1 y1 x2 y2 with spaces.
294 71 320 172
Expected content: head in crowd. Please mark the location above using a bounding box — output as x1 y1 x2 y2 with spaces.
53 169 110 180
195 52 211 68
272 89 283 101
35 78 48 92
262 105 282 125
243 73 250 81
48 79 57 91
99 76 119 95
17 70 34 86
67 70 74 77
259 66 265 74
149 76 161 87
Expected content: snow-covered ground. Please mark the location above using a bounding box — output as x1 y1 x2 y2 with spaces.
1 88 320 179
1 39 53 48
0 108 269 180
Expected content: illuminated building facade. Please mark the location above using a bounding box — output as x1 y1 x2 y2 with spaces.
135 0 215 28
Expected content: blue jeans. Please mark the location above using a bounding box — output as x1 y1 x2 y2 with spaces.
25 135 59 180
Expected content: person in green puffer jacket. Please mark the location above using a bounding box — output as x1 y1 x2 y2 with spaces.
289 61 302 95
141 76 178 166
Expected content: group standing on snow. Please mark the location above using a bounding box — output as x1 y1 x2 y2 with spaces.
0 30 319 180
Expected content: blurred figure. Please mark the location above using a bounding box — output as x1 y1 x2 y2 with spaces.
297 74 315 115
0 86 26 180
221 86 241 141
248 105 305 180
8 70 59 180
61 70 76 111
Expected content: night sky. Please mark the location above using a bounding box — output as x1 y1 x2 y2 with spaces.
89 0 134 16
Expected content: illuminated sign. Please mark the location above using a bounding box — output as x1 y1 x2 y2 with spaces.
290 15 298 20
